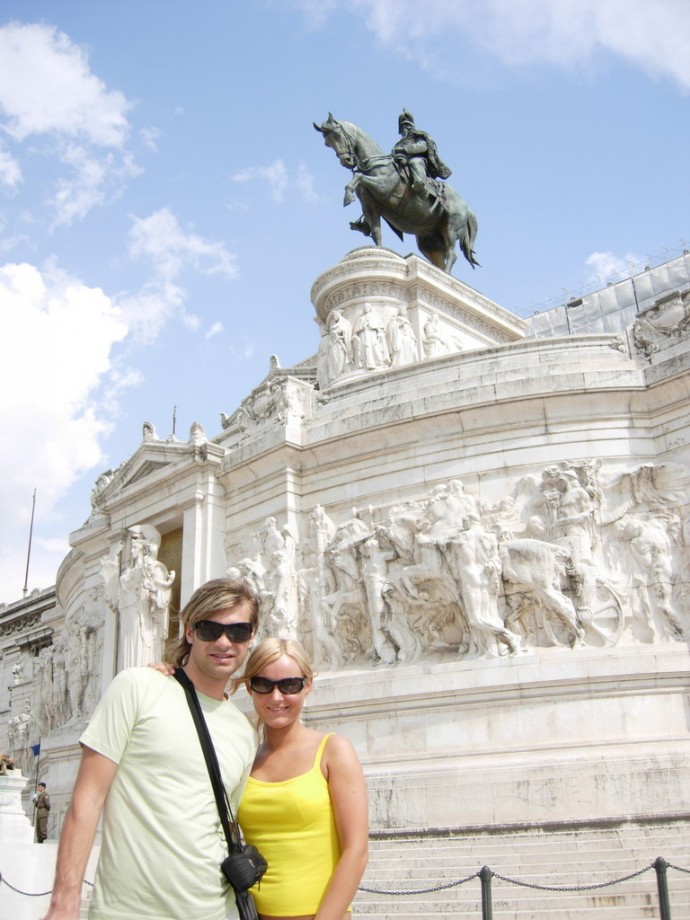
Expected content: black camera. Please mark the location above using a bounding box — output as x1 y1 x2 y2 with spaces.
221 845 268 891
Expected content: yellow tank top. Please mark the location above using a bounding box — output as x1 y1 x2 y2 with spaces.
238 733 345 916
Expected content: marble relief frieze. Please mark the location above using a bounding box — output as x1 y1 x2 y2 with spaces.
228 461 690 670
322 279 406 316
419 291 512 342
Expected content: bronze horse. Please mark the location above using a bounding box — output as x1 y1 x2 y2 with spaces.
314 114 479 274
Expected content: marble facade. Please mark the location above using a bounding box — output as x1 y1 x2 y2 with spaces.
1 246 689 839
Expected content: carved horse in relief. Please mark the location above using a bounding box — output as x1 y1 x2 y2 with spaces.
314 114 479 275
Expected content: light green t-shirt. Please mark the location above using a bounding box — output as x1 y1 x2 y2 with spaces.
80 667 256 920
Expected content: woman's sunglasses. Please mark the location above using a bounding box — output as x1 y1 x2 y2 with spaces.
249 676 307 695
193 620 254 643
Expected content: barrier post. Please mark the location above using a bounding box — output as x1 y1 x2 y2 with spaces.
653 857 672 920
479 865 493 920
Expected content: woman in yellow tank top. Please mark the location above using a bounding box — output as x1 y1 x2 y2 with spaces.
234 638 369 920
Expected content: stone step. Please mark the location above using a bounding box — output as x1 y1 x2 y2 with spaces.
354 887 690 918
355 821 690 919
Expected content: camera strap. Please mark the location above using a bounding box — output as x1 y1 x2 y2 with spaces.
174 667 242 855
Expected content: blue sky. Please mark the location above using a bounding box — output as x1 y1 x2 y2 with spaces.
0 0 688 601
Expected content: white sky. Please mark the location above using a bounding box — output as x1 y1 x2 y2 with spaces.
0 0 688 601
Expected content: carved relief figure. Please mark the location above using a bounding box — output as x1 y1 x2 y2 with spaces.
353 303 389 370
386 306 418 367
442 516 521 656
322 518 370 660
270 380 303 424
616 516 686 640
327 309 354 380
500 538 583 647
543 467 598 616
422 312 448 358
359 535 420 663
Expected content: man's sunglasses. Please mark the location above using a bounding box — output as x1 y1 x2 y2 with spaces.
193 620 254 643
249 676 307 695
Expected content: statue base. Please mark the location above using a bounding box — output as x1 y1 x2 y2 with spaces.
0 768 34 843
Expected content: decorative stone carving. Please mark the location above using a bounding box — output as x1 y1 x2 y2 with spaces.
631 289 690 357
327 309 354 380
353 303 390 371
7 701 33 773
500 538 583 647
90 467 117 509
259 517 298 638
222 377 307 436
615 515 685 641
540 465 600 617
246 460 688 668
423 311 449 358
101 541 123 612
142 421 158 441
34 588 107 731
386 306 417 367
270 380 304 424
442 516 521 657
119 526 175 669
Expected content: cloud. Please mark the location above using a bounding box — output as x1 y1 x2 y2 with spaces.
128 207 239 281
206 321 223 339
48 145 141 228
232 159 289 203
140 126 161 152
297 0 690 91
296 163 320 204
0 142 21 188
116 279 186 345
0 260 129 597
585 250 644 283
0 22 131 145
119 209 239 343
0 22 138 225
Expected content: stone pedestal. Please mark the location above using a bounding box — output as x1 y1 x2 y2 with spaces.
0 768 33 843
263 642 690 832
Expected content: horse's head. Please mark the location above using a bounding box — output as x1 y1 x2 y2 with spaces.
314 113 358 168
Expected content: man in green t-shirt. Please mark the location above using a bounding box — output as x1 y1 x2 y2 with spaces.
44 577 260 920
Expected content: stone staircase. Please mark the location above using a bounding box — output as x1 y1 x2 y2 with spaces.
353 819 690 919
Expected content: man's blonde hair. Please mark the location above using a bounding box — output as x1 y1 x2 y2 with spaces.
169 577 260 667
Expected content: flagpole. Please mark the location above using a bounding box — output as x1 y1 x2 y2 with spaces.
22 488 37 597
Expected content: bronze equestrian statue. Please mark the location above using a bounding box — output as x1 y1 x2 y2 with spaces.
315 111 479 275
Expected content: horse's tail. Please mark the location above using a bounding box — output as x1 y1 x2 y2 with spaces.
460 210 480 269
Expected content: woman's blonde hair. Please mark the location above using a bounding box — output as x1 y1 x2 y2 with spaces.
232 637 315 694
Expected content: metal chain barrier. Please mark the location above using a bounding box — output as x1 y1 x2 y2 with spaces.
0 871 53 898
0 870 93 898
492 863 652 892
359 871 478 895
358 860 670 897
